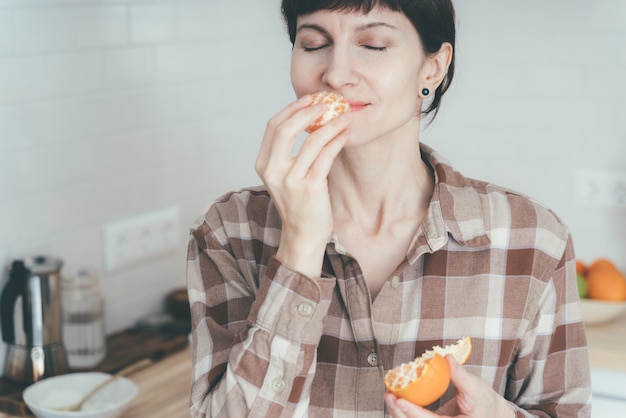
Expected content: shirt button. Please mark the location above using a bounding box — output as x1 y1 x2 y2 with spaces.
390 276 400 288
271 377 286 393
297 302 313 317
367 352 379 367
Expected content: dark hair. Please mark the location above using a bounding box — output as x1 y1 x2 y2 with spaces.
281 0 456 121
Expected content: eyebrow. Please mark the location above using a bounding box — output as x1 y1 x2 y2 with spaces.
296 21 398 36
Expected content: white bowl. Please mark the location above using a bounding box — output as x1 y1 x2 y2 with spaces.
580 299 626 326
23 372 138 418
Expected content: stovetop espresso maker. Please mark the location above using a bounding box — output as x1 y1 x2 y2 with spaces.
1 256 69 383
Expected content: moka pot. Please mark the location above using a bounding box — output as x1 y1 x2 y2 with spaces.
1 256 69 383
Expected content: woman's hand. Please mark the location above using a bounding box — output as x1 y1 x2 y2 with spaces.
384 355 516 418
255 94 351 277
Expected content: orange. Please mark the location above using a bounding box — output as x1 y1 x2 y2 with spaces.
576 259 588 277
384 337 472 406
587 268 626 301
588 258 618 276
385 353 451 406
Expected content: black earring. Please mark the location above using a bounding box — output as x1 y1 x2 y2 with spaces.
422 88 430 96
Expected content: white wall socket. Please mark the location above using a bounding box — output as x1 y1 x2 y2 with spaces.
102 206 181 273
575 169 626 206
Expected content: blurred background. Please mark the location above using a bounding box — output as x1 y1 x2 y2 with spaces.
0 0 624 369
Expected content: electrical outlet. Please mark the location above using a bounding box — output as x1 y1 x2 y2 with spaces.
102 206 180 273
575 169 626 207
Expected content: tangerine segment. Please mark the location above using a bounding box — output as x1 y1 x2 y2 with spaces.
422 336 472 365
305 91 351 133
384 353 451 406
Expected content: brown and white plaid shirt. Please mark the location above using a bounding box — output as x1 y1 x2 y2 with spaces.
187 144 591 418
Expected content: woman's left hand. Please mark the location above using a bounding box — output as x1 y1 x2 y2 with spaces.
384 355 515 418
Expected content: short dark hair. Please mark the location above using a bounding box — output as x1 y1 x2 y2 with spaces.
281 0 456 121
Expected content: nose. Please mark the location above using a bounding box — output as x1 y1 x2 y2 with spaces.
321 47 358 89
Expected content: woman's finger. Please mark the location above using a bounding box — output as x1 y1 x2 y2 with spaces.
291 113 352 179
305 127 350 183
385 393 449 418
255 95 311 163
256 101 327 172
446 354 475 394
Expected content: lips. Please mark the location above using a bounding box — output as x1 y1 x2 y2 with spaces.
347 100 369 111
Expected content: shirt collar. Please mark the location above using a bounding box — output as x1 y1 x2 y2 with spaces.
419 143 491 252
327 143 492 259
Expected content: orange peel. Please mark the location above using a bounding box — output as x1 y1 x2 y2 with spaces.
384 336 472 406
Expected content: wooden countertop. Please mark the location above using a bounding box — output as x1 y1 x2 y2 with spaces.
1 312 624 418
0 348 192 418
113 315 626 417
121 347 191 417
585 309 626 373
114 315 626 416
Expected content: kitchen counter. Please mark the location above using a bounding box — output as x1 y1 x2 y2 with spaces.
0 328 189 418
111 317 626 417
586 309 626 373
121 347 191 417
0 348 192 418
1 313 625 418
120 315 626 417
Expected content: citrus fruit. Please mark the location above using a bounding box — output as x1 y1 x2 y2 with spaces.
576 259 588 277
305 91 351 133
587 268 626 301
577 273 588 299
588 258 618 276
384 336 472 406
385 353 451 406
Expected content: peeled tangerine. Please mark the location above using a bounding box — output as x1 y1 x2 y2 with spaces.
305 91 351 133
384 336 472 406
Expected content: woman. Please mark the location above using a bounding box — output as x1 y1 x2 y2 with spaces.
186 1 592 417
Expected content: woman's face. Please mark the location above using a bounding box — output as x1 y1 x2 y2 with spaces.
291 7 428 146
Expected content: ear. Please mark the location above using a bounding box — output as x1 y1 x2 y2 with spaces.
419 42 453 94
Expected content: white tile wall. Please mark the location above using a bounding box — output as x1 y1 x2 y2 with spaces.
0 0 292 361
0 0 624 373
426 0 626 268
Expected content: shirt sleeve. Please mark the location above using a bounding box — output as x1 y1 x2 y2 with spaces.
506 234 592 417
186 210 336 418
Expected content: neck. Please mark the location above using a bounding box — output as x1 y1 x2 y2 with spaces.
328 138 434 232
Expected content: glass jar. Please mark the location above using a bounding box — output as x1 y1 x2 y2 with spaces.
61 267 106 369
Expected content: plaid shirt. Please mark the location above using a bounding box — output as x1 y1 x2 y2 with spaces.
187 144 591 418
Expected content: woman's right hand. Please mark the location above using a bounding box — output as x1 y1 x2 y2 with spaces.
255 94 352 277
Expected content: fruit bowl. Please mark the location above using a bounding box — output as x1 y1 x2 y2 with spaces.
23 372 138 418
580 299 626 326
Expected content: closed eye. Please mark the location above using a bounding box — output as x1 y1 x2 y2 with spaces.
303 45 329 52
363 45 387 51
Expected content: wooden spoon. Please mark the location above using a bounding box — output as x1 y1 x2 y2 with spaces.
55 358 152 412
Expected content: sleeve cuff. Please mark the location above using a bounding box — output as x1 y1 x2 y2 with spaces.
248 256 336 344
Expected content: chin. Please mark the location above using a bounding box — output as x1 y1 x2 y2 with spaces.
341 129 377 149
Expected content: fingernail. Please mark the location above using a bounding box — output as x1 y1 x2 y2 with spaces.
299 94 312 103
